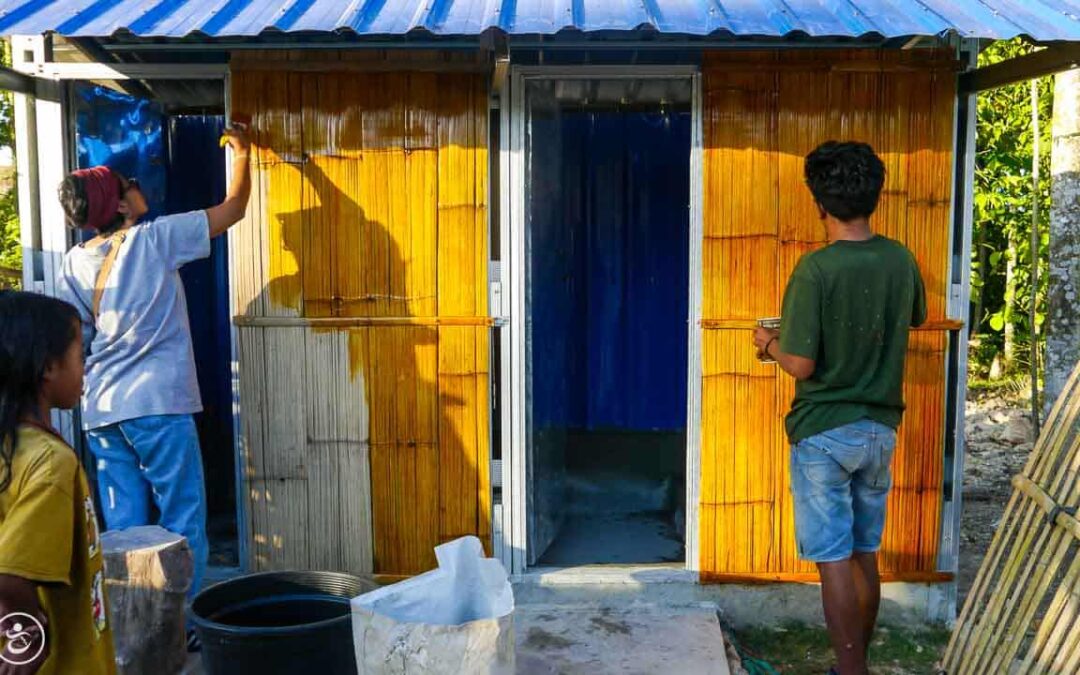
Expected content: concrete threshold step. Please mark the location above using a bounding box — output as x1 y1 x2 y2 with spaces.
516 604 733 675
518 563 697 585
513 564 722 613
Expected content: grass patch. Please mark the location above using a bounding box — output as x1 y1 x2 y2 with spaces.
729 621 949 674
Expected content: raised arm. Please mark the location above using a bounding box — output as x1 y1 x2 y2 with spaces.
206 123 252 239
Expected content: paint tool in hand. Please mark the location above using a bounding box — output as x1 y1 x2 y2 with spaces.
219 113 252 147
757 317 781 363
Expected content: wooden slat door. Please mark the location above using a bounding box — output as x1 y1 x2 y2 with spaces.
699 50 956 581
231 53 490 576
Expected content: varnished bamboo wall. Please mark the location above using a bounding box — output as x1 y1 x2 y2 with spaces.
700 50 956 581
230 51 490 576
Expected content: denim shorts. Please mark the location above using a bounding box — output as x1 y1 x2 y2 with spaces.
790 419 897 563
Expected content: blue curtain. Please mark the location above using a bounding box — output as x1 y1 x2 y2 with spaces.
531 109 691 432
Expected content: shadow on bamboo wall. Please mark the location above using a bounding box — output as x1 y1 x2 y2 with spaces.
230 53 490 577
700 49 956 580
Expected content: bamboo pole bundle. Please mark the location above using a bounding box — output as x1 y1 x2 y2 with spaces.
943 360 1080 672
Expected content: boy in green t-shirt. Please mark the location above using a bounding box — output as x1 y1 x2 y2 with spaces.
754 142 926 675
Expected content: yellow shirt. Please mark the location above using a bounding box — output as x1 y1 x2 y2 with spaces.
0 426 115 675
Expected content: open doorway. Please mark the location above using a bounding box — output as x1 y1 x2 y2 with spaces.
524 77 692 566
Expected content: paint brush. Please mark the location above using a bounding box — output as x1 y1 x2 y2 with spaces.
220 114 252 147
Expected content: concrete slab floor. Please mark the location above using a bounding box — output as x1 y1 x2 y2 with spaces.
182 606 734 674
515 606 731 675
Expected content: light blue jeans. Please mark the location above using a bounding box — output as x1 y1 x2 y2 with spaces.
790 419 897 563
86 414 208 598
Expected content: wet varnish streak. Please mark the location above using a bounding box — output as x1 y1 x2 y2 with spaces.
233 60 491 576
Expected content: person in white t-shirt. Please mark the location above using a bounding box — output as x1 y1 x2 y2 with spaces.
57 124 250 649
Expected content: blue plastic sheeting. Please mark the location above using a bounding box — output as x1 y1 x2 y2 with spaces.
75 84 166 221
531 109 690 432
0 0 1078 40
168 115 235 515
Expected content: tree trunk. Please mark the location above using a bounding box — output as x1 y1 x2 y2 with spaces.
1004 235 1017 369
102 526 193 675
972 226 986 337
1030 79 1041 436
1045 68 1080 414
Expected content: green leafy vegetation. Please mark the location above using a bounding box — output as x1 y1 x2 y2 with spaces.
0 40 18 280
970 39 1053 382
729 621 950 674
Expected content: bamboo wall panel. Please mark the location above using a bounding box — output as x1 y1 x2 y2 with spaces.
701 50 956 579
231 53 490 576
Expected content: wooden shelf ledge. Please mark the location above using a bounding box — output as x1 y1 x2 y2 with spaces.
701 318 964 331
234 315 495 328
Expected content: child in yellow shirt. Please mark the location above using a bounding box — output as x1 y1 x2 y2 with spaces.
0 291 115 674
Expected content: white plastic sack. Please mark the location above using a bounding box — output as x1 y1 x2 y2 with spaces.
351 536 514 674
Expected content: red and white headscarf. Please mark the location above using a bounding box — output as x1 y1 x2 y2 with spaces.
70 166 121 231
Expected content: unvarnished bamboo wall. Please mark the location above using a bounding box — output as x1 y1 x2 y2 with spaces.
230 52 490 576
700 50 956 581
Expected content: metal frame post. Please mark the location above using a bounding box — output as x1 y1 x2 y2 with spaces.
222 70 250 573
938 38 980 621
508 66 528 575
12 35 75 440
685 71 704 575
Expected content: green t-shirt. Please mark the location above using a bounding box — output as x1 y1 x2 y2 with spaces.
779 235 927 444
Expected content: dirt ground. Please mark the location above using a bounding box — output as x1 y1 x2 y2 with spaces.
729 387 1036 674
956 389 1035 605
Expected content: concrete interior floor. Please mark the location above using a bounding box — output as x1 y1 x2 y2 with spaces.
537 432 687 566
538 510 684 565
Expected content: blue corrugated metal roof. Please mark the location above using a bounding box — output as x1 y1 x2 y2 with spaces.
1 0 1079 40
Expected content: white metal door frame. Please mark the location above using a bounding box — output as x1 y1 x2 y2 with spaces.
500 65 703 576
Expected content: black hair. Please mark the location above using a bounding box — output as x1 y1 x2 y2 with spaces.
803 141 886 222
0 291 80 492
58 172 125 235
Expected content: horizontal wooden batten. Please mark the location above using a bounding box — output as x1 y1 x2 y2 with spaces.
230 60 490 74
234 316 496 328
701 571 956 585
700 319 964 331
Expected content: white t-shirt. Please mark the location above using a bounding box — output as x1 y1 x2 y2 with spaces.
58 210 211 430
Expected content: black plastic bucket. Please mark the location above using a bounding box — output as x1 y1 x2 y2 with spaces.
190 570 377 675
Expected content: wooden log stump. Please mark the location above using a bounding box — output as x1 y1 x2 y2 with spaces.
102 526 193 675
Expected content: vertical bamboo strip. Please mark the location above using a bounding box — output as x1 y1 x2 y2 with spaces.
263 72 305 316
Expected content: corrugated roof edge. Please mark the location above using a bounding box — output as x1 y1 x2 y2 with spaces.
1 0 1079 42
